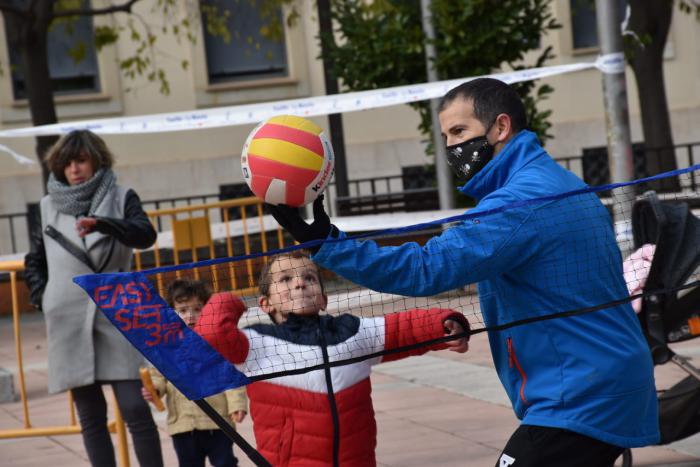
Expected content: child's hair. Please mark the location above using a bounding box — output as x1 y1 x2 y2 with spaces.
258 250 325 297
165 278 212 307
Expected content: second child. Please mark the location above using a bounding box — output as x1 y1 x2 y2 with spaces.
142 279 248 467
194 250 470 466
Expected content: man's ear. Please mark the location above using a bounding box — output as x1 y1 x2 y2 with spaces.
494 113 513 143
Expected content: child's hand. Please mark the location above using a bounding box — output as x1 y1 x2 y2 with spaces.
230 410 247 424
443 318 469 353
139 368 165 411
141 386 153 402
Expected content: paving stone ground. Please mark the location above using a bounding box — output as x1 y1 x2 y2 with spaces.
1 313 699 467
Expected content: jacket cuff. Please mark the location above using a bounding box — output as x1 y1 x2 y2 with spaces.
443 313 471 338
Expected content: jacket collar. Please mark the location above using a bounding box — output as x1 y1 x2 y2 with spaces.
284 313 320 329
458 130 545 200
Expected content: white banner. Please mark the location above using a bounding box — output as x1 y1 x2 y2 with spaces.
0 54 621 140
0 143 34 165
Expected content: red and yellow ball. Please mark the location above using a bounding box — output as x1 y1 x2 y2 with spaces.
241 115 335 207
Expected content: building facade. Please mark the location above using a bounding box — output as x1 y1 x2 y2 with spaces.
0 0 698 219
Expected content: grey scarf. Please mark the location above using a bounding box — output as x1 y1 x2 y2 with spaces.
47 168 117 217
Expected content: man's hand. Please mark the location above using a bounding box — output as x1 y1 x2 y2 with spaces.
267 195 332 244
443 318 470 353
230 410 247 424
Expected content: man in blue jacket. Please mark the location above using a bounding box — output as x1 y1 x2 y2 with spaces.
269 78 659 467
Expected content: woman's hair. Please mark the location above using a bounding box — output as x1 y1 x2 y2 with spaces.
165 279 212 307
258 250 325 297
45 130 115 183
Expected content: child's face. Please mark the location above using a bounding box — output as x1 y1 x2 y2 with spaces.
173 296 204 328
259 255 327 323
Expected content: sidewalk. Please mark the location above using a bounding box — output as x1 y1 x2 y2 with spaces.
1 312 700 467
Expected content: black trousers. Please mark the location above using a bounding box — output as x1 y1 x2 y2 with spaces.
172 429 238 467
72 380 163 467
496 425 625 467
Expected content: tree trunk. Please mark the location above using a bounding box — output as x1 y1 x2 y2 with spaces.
23 35 59 190
627 0 679 192
3 2 59 192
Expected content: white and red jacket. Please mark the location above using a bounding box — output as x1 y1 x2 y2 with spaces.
194 292 468 467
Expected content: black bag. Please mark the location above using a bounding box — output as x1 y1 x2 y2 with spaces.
658 375 700 444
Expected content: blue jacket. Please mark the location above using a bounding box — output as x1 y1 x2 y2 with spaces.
313 130 659 447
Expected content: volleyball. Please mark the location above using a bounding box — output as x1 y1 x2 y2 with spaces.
241 115 335 207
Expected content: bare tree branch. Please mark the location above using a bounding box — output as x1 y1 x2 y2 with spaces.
52 0 141 19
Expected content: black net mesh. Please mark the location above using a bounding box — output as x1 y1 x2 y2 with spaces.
73 167 700 466
74 168 700 389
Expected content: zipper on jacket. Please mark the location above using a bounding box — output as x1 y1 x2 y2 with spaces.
507 337 530 405
318 321 340 467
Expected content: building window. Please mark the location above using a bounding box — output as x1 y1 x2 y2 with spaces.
570 0 626 50
8 12 100 99
201 0 288 84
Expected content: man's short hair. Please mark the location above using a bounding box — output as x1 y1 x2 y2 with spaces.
165 279 212 306
438 78 528 133
258 250 325 297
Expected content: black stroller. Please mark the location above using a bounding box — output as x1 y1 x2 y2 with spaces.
620 191 700 466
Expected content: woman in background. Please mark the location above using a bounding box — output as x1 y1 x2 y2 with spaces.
24 130 163 467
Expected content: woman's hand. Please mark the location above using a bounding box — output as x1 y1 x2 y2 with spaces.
75 217 98 237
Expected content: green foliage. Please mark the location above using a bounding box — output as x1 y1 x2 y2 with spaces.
200 0 298 68
678 0 700 20
94 25 120 50
4 0 298 97
321 0 560 153
622 1 699 62
67 41 87 63
201 2 233 43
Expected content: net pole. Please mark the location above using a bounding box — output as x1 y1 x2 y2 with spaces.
595 0 636 257
420 0 455 210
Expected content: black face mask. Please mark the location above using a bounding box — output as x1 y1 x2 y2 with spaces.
445 127 496 182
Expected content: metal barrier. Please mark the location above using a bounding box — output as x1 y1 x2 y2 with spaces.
137 195 290 298
2 144 700 256
0 260 130 466
0 195 285 465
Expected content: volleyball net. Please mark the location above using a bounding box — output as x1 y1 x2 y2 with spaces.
70 165 700 401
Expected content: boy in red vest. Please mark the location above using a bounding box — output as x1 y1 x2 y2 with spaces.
194 250 469 466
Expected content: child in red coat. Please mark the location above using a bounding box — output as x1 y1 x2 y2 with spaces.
195 250 469 467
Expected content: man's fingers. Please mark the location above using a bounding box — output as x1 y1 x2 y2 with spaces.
268 203 296 229
312 195 327 220
267 204 284 222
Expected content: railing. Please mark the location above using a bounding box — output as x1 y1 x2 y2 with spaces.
141 193 220 211
0 212 30 258
2 141 699 256
0 260 131 466
0 195 285 465
137 196 291 298
562 141 700 192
